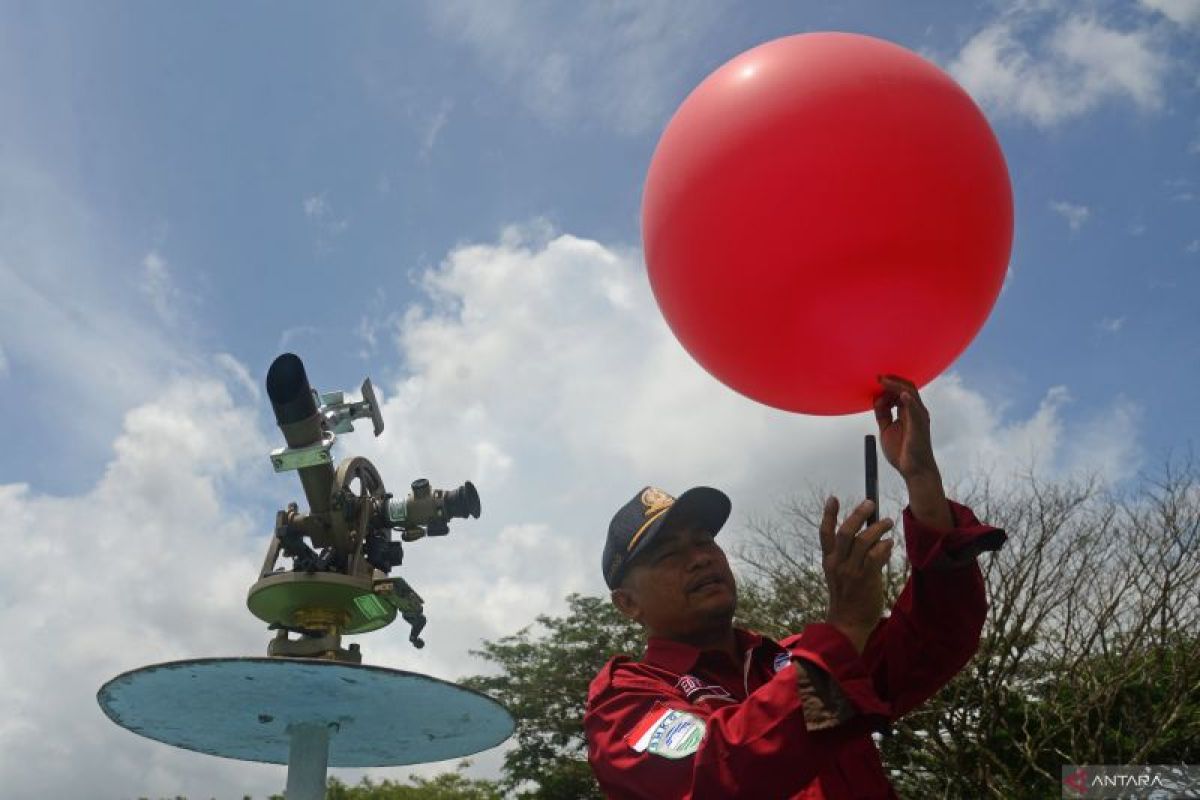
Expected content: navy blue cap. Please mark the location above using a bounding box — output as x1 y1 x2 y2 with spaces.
602 486 731 589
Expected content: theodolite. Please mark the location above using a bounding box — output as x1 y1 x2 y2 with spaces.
247 353 480 663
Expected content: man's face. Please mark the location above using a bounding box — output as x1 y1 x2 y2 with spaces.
613 521 738 640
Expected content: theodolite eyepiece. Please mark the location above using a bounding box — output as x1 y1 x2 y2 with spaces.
381 480 481 538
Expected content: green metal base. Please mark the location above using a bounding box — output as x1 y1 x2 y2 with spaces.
247 572 396 635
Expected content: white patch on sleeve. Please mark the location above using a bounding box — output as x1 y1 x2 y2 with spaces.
626 705 706 759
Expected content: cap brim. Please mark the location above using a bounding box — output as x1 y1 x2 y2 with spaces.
625 486 732 571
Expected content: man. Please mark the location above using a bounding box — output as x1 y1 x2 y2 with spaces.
585 376 1006 799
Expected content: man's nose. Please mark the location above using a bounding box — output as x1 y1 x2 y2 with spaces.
685 544 714 570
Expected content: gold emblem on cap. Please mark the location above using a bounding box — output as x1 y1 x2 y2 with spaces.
628 487 675 553
640 487 675 517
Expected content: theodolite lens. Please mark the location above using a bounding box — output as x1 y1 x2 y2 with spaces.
441 481 481 519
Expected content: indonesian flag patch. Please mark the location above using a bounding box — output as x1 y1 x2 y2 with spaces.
625 703 706 759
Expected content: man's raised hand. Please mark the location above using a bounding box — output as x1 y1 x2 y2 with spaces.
873 375 938 482
818 496 894 654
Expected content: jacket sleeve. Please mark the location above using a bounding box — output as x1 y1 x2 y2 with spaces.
858 499 1006 719
585 648 888 799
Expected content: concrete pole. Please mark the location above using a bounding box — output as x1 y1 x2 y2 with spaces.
285 721 336 799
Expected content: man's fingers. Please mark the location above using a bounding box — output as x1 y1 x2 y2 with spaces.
879 374 918 393
834 498 871 559
819 496 838 557
865 537 895 568
873 392 896 430
835 498 877 559
850 518 895 566
881 375 928 416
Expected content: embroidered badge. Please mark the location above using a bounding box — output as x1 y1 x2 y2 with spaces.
640 487 675 517
626 704 706 759
773 651 792 673
676 674 732 702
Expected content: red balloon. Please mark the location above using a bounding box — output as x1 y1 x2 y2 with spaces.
643 33 1012 415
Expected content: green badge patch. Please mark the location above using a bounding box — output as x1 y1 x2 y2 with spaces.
629 707 706 759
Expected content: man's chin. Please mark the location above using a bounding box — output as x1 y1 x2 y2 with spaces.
691 586 737 620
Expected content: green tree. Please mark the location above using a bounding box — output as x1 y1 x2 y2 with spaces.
261 762 503 800
322 768 503 800
736 465 1200 799
460 594 643 799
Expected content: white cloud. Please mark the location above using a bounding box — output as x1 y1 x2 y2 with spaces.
303 194 327 219
1050 200 1091 231
421 97 454 158
214 351 260 401
424 0 732 134
949 12 1168 127
0 160 183 461
2 226 1145 798
140 250 181 324
0 342 8 377
1099 316 1126 333
0 375 278 800
1187 239 1200 253
279 324 319 350
302 192 350 248
1140 0 1200 27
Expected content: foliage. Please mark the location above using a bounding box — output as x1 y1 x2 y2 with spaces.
460 594 644 799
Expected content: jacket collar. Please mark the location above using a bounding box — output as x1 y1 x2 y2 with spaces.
643 628 768 674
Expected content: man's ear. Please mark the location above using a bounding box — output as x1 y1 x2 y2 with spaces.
611 585 642 623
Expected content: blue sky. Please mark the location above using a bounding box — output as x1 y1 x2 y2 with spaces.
1 1 1197 797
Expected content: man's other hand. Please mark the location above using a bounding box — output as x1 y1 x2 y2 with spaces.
873 375 938 481
819 496 894 653
874 375 954 531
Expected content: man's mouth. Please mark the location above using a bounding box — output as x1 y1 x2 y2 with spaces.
687 575 727 593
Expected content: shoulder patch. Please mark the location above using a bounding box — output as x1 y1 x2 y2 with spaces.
625 704 706 759
676 674 732 702
773 651 792 673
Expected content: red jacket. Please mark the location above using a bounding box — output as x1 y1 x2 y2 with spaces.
585 501 1005 799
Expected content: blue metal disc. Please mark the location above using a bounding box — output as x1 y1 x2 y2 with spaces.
97 658 514 767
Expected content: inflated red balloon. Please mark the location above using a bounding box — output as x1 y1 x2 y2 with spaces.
643 33 1012 415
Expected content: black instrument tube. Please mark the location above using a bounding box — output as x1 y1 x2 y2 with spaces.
865 435 879 526
266 353 334 516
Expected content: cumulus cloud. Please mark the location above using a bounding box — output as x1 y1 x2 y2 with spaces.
1140 0 1200 27
949 11 1168 127
0 373 280 799
423 0 731 134
1050 200 1091 231
3 228 1144 798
